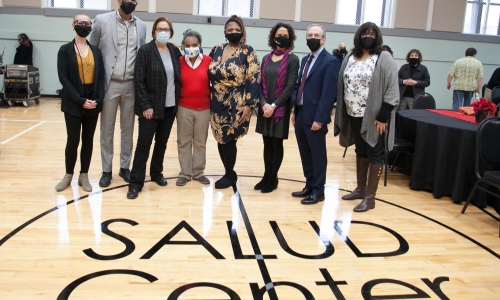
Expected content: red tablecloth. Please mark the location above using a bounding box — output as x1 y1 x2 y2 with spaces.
427 109 478 124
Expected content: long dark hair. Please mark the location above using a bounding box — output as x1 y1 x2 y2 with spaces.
225 15 246 49
351 22 383 58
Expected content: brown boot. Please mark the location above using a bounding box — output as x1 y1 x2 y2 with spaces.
353 163 382 212
342 157 369 200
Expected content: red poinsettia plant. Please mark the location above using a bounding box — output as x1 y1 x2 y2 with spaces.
471 98 497 116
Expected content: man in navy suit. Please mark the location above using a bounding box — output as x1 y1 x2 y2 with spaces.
291 24 340 205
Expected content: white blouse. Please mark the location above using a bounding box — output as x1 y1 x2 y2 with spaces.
343 54 378 117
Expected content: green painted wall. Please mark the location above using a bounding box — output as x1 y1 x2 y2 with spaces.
1 14 499 109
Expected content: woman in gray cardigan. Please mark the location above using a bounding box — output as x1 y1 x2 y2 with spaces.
334 22 399 212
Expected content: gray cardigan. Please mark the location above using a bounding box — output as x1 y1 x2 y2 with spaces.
334 50 399 150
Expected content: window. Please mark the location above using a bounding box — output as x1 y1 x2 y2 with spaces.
336 0 394 27
46 0 107 10
197 0 256 18
463 0 500 35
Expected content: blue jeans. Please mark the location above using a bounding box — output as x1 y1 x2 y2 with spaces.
452 90 474 111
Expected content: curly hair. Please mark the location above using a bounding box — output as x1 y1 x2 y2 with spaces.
225 15 246 49
406 49 423 63
267 22 296 50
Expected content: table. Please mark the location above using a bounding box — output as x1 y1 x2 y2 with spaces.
397 110 497 211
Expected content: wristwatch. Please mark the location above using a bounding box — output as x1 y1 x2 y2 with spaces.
271 103 276 108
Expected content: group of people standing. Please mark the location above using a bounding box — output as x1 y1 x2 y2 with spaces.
54 0 402 213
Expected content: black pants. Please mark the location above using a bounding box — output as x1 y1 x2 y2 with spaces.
262 136 284 177
64 112 99 174
130 107 176 190
350 116 385 164
217 139 237 176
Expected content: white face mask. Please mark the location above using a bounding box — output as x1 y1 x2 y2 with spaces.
184 47 200 58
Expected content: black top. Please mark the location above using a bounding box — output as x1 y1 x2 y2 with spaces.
402 65 417 98
14 41 33 66
57 40 105 117
486 67 500 89
134 41 182 120
398 63 430 100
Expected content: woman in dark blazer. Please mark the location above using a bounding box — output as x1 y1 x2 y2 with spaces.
56 13 105 193
398 49 430 110
127 16 181 199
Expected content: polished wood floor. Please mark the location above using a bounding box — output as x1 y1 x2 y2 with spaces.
0 99 499 299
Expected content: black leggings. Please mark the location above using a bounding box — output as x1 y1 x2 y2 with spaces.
350 116 385 164
262 136 284 177
217 140 237 176
64 112 99 174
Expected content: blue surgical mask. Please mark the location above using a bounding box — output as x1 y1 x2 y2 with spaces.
156 32 170 44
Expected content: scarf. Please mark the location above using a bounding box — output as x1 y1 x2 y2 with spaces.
261 49 290 124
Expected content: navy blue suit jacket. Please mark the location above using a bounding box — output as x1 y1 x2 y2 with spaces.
292 48 340 125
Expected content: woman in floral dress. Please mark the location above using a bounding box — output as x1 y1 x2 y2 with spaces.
208 15 260 189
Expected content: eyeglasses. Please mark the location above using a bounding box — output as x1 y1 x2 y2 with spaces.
74 21 92 26
156 28 170 33
124 0 138 3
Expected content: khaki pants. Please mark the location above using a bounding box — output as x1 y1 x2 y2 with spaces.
176 106 210 179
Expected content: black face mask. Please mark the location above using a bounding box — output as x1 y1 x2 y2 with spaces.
409 58 419 65
361 37 375 50
274 36 290 49
74 25 92 38
307 38 321 52
339 48 347 54
120 1 136 15
225 33 243 44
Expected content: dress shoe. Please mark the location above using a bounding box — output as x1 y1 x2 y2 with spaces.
291 188 312 198
176 177 190 186
254 174 269 190
119 168 131 183
195 176 210 185
261 177 278 193
99 172 112 187
126 188 139 199
300 193 325 205
215 171 237 189
153 176 168 186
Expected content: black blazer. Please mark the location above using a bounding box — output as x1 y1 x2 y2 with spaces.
398 63 430 99
134 41 181 119
57 40 105 116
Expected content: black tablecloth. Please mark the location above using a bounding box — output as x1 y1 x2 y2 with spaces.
397 110 490 206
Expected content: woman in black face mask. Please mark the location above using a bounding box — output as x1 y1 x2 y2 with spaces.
254 23 299 193
55 13 105 193
334 22 399 213
398 49 430 110
208 15 261 189
14 33 33 66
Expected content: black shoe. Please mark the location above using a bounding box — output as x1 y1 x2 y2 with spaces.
152 176 167 186
254 175 269 190
99 172 112 187
292 188 312 198
119 168 131 183
261 177 278 193
215 174 232 189
127 188 139 199
300 193 325 205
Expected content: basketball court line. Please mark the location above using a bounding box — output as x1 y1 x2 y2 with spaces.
1 121 45 145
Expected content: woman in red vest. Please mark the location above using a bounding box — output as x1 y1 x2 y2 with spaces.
175 30 212 186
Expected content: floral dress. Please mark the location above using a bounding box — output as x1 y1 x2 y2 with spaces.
208 44 261 144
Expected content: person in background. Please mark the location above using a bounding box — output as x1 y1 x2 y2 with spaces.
14 33 33 66
447 47 483 111
381 45 393 57
334 22 399 213
332 42 347 64
126 16 181 199
89 0 147 187
398 49 430 110
208 15 260 189
175 30 212 186
290 24 340 205
484 67 500 101
254 22 299 193
55 13 105 193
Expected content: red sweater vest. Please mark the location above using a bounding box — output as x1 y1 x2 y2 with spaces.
179 55 212 110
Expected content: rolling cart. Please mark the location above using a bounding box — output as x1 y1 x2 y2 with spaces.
2 64 40 107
